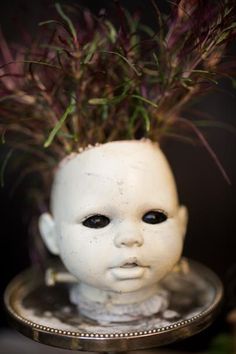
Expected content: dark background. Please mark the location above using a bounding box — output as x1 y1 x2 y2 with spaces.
0 1 236 352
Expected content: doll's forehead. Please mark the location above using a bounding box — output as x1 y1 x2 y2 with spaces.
54 141 177 191
57 140 172 178
51 141 179 217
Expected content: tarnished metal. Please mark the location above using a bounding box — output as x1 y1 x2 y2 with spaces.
4 259 223 352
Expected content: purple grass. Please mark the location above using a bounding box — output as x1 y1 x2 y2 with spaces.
0 0 235 205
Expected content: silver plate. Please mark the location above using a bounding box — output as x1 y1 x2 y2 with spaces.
4 259 223 352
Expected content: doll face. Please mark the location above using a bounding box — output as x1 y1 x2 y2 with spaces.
40 141 187 294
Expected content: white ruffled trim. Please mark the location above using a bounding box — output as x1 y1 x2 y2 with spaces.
70 285 170 323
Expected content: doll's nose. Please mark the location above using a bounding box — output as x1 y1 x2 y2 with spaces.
114 225 144 248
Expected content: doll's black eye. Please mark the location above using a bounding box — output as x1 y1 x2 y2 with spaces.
82 214 110 228
142 210 167 224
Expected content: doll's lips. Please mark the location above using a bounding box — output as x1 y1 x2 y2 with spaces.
118 257 148 268
110 258 149 280
121 262 139 268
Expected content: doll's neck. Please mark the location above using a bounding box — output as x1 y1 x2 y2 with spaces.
77 282 159 305
70 282 169 324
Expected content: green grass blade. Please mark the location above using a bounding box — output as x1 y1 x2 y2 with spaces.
132 94 158 108
44 97 76 148
55 3 77 42
39 20 62 27
102 51 141 76
105 20 117 43
88 98 110 105
139 107 151 132
83 41 98 64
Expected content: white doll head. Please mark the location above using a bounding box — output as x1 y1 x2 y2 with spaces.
39 140 187 301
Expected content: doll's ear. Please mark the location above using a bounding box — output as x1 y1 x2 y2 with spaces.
38 213 60 255
177 205 188 239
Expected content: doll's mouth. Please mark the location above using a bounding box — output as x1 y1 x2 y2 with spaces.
118 258 148 269
121 262 139 268
110 259 148 280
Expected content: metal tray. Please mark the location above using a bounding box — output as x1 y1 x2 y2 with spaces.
4 259 223 352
